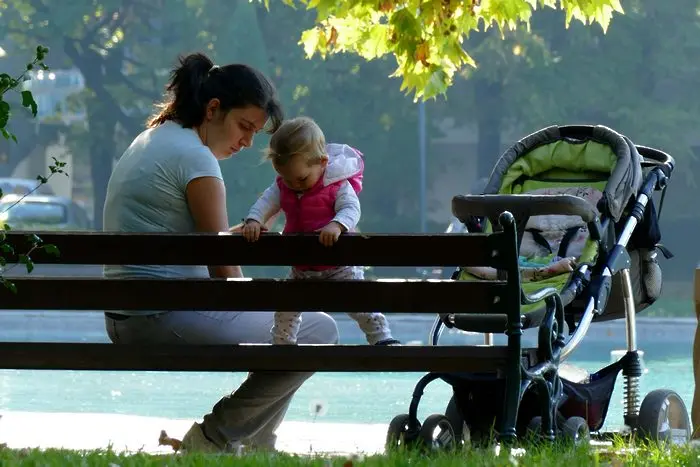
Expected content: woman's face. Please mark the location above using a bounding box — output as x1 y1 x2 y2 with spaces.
200 99 268 160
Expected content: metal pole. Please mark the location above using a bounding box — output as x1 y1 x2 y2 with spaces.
418 100 427 233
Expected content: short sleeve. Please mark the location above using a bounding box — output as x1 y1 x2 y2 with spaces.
176 148 223 190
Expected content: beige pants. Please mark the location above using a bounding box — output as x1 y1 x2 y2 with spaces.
105 309 339 450
693 268 700 438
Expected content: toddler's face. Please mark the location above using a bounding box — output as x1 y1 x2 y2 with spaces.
275 154 327 193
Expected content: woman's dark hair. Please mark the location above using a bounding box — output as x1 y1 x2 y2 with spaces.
147 52 283 133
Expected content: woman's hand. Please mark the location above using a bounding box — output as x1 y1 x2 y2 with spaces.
319 221 344 247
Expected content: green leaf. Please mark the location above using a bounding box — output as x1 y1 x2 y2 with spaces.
0 100 10 130
300 28 321 58
43 244 60 257
2 279 17 294
26 233 42 246
18 254 34 274
360 24 390 58
20 90 38 117
389 9 422 40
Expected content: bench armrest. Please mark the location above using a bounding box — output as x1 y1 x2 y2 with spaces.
452 194 599 225
521 286 559 305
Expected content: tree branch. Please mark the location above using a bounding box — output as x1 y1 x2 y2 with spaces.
63 38 142 136
27 0 49 15
97 45 160 101
113 72 160 102
83 11 120 47
4 26 51 44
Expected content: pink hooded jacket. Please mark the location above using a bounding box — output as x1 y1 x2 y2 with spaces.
278 143 364 271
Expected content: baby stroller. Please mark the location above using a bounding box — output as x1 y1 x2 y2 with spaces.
386 125 691 450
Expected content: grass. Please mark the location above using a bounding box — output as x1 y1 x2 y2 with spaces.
1 442 700 467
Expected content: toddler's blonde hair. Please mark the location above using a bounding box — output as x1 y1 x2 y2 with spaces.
265 116 326 167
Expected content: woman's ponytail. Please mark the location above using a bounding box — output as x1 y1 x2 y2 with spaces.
147 52 214 128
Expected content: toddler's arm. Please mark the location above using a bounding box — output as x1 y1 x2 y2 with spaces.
246 181 281 224
331 181 361 231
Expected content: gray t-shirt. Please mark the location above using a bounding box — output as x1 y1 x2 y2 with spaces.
103 120 223 289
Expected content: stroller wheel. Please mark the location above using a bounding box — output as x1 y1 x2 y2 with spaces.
418 414 458 451
637 389 691 445
385 414 420 451
525 416 542 439
445 396 470 445
562 416 590 445
525 416 558 442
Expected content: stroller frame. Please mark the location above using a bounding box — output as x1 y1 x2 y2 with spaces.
386 125 690 450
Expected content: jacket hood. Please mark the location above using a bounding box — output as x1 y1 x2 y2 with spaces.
323 143 364 192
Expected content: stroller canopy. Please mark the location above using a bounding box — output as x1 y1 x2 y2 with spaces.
482 125 643 222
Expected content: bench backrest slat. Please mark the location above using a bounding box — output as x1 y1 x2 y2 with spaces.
4 232 506 268
0 278 507 313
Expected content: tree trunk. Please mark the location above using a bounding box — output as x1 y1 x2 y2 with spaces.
86 101 116 230
474 78 504 180
63 38 138 229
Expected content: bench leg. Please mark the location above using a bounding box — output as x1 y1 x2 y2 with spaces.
499 321 523 444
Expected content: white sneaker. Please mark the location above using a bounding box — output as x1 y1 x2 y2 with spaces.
181 422 224 454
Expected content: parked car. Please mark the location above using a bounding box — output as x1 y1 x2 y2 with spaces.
0 177 55 198
0 194 92 230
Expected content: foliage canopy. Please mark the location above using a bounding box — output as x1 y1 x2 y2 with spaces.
263 0 624 99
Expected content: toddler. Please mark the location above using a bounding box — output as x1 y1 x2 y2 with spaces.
242 116 400 346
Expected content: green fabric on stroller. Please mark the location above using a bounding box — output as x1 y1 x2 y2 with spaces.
456 138 617 314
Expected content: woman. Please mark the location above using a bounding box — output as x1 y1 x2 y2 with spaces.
102 52 340 453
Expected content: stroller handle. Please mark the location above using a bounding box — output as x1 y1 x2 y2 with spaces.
636 145 675 177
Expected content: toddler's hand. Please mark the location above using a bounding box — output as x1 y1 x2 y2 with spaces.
319 222 343 247
229 222 244 233
242 220 266 242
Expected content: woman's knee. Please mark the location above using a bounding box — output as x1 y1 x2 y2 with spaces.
297 312 339 345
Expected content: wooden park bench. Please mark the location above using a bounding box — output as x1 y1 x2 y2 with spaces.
0 208 533 375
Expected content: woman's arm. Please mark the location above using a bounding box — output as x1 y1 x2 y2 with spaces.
186 176 244 279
